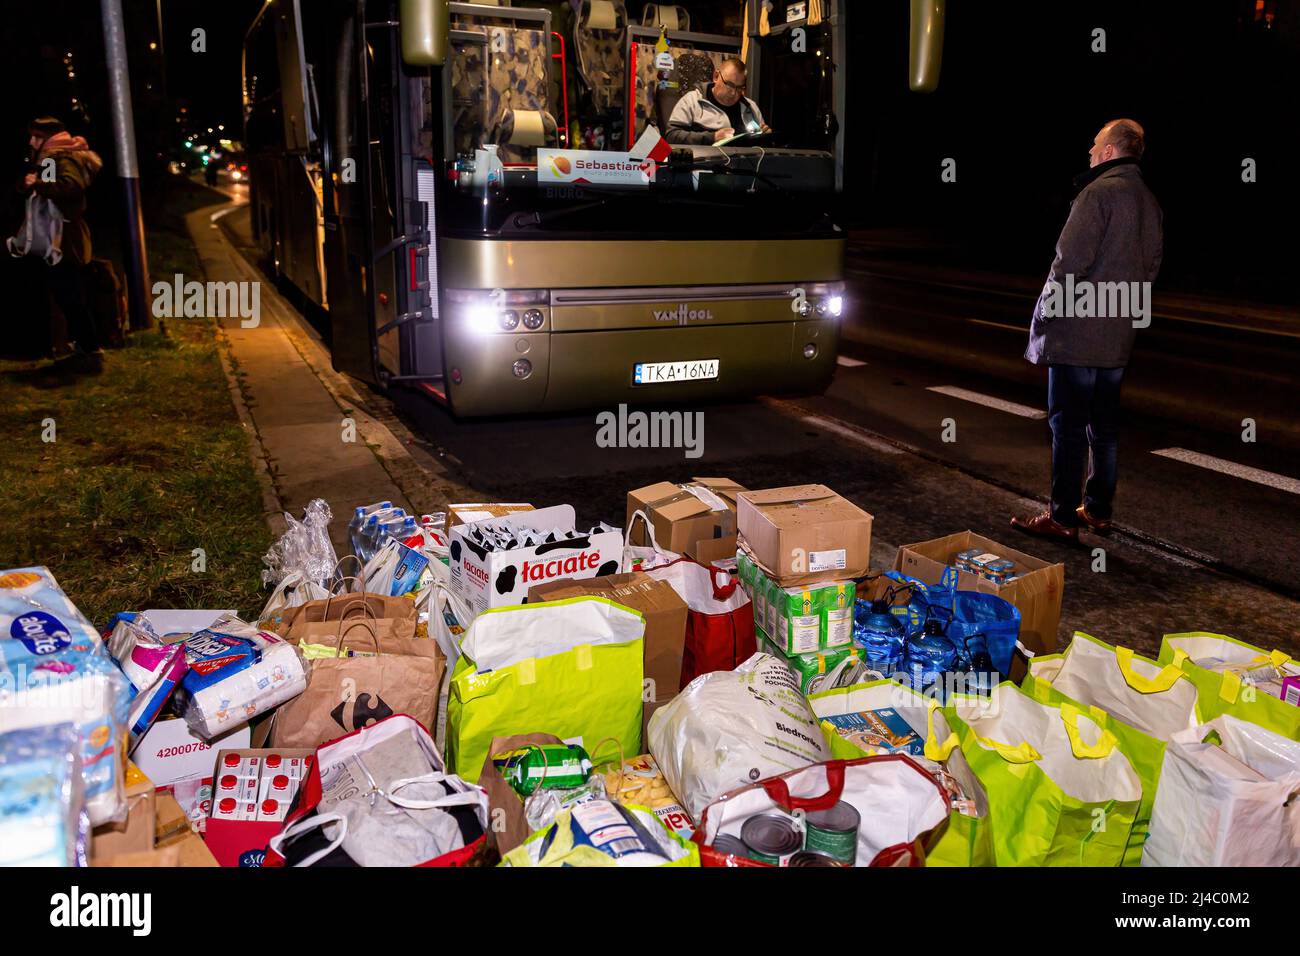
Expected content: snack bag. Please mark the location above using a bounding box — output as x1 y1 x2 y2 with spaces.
602 754 694 838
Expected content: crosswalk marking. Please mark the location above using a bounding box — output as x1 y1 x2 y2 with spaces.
926 386 1047 420
1151 448 1300 496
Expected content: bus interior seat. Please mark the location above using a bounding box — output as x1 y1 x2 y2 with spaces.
574 0 628 114
636 45 726 140
485 26 551 155
641 4 690 31
490 108 559 163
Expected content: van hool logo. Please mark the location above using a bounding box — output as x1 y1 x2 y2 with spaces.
652 304 714 324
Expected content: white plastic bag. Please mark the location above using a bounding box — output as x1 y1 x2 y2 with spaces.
647 653 830 819
1143 714 1300 866
260 570 331 627
622 509 680 573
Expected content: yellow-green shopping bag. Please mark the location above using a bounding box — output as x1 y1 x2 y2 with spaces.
501 802 700 867
808 679 995 867
1159 632 1300 741
933 682 1143 866
1021 632 1199 866
447 596 645 783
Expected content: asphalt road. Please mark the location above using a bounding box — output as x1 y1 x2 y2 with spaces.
222 203 1300 659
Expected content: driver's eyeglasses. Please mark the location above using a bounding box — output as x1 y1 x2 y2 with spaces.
719 77 746 93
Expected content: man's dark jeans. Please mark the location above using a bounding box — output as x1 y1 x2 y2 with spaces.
1048 364 1125 526
49 259 100 353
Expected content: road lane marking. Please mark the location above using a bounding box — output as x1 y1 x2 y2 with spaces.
836 355 867 367
970 319 1026 332
1151 448 1300 495
209 203 245 224
926 386 1047 420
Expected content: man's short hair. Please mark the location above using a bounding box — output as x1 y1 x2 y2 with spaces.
718 56 747 77
1105 119 1145 159
29 117 67 137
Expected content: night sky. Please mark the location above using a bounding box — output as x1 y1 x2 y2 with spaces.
3 1 1296 302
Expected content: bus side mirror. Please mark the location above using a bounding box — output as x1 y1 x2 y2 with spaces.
400 0 449 66
908 0 945 92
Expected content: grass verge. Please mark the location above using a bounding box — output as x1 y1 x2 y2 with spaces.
0 177 274 625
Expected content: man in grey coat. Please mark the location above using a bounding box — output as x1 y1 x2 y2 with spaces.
1012 119 1163 542
665 57 770 145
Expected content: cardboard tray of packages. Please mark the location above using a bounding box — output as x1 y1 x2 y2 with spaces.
203 747 315 867
893 530 1064 657
444 502 535 538
736 484 873 587
626 478 746 565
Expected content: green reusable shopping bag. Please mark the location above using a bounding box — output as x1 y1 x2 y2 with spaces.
933 682 1143 867
808 679 996 867
1159 632 1300 741
1020 637 1186 867
447 597 645 784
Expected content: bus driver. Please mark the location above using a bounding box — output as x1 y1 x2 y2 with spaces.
665 57 773 145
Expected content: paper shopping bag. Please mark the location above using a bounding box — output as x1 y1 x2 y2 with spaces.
270 613 445 749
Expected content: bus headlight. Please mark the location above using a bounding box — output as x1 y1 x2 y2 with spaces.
827 295 844 317
803 343 818 360
798 300 814 317
522 308 544 330
512 359 532 379
467 304 498 336
499 310 520 331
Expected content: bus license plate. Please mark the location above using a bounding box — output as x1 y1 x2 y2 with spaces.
633 360 720 385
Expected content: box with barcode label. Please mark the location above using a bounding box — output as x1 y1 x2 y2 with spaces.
736 484 872 588
738 549 854 654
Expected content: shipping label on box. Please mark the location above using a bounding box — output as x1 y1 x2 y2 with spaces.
736 485 873 587
448 504 623 617
131 717 251 787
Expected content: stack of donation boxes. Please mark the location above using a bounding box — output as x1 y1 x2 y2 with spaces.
626 478 746 566
735 485 874 695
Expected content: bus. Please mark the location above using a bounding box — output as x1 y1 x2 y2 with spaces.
243 0 943 415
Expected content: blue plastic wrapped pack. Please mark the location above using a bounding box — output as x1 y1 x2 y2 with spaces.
0 567 104 657
0 641 131 826
106 615 189 744
0 722 89 866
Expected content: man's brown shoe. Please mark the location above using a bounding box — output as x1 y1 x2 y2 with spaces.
1076 505 1113 535
1010 510 1079 543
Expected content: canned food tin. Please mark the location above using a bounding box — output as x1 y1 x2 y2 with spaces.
740 813 802 864
710 834 751 859
788 850 850 867
804 801 859 864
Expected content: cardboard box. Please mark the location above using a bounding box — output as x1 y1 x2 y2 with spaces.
131 717 251 787
445 502 534 538
529 571 688 695
737 485 873 587
204 747 315 867
893 530 1065 656
626 477 746 564
154 793 193 845
90 762 156 859
449 504 623 617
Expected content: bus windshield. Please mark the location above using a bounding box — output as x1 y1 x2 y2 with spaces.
437 0 842 238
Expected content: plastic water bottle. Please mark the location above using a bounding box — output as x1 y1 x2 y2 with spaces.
349 501 393 557
852 597 905 677
359 507 405 561
900 618 959 695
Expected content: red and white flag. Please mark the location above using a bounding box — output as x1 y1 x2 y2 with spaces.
629 125 673 164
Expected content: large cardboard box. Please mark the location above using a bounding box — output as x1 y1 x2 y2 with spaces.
893 530 1065 656
132 717 252 787
444 502 534 538
449 504 623 617
528 571 688 696
90 762 156 859
737 485 873 587
626 477 745 565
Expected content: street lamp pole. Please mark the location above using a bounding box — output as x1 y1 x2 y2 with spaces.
155 0 168 101
101 0 152 331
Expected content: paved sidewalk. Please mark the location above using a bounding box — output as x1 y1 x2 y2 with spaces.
187 203 478 555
